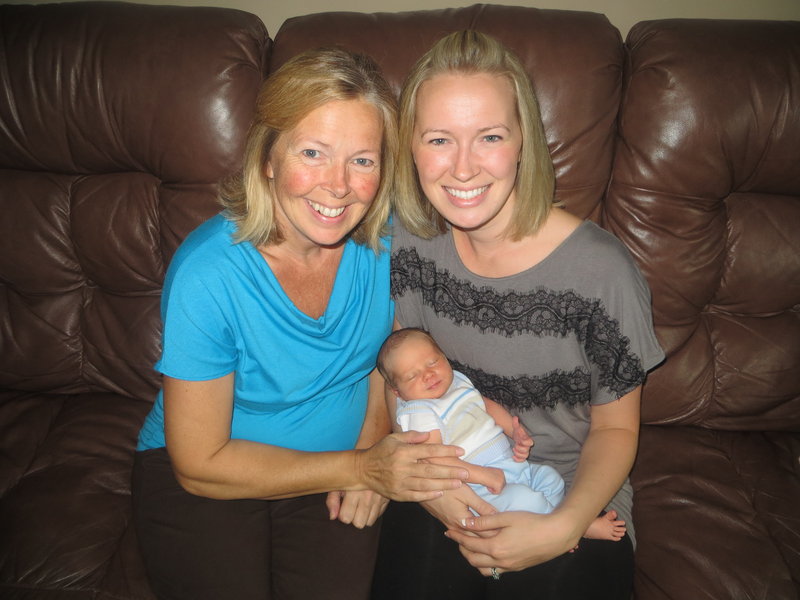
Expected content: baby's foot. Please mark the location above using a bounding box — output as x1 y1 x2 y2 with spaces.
584 510 626 541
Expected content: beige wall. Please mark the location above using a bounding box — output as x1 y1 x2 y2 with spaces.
8 0 800 38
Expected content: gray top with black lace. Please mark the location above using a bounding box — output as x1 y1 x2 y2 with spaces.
391 218 665 545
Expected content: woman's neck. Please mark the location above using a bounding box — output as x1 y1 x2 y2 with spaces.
258 241 345 319
452 207 581 278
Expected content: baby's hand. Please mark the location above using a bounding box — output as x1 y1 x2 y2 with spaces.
485 467 506 495
511 416 533 462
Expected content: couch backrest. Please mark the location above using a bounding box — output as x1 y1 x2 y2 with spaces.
272 4 623 221
274 7 800 432
606 20 800 429
3 4 797 433
0 3 269 401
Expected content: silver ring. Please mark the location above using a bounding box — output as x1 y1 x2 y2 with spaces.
491 567 500 580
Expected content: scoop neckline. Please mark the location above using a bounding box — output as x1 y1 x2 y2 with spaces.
445 220 589 282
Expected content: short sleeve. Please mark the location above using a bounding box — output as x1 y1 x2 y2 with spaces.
585 233 665 404
156 251 238 381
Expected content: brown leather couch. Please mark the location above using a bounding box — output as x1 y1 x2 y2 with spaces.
1 3 798 599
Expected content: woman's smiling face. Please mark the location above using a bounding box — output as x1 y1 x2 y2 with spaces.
412 72 522 234
266 98 383 251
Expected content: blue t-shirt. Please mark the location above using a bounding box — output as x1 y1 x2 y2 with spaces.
137 213 393 452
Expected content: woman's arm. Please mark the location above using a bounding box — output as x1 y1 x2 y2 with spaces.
327 368 393 527
359 367 393 445
556 385 641 540
446 386 641 574
163 374 469 502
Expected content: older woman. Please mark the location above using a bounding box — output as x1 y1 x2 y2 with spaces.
132 47 468 600
372 31 664 600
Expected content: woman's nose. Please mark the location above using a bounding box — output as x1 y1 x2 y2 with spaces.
323 163 350 198
452 145 479 181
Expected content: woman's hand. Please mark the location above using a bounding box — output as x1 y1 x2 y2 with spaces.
422 484 497 531
326 489 388 528
356 430 469 502
445 510 580 576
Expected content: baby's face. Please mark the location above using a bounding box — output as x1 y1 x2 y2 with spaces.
389 335 454 401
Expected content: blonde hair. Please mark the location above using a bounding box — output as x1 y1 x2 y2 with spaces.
220 47 398 251
396 30 556 240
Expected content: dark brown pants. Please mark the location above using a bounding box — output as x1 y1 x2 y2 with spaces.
132 448 380 600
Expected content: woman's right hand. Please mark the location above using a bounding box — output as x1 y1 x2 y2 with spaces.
356 430 469 502
422 484 497 531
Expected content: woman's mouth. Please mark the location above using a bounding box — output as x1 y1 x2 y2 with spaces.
308 200 345 218
444 185 488 201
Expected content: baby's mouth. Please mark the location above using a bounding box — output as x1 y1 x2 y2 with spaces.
427 379 442 391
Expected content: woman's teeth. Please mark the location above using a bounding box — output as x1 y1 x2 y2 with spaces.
446 185 488 200
309 200 345 217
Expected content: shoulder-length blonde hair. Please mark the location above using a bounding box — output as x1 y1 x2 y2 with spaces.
396 30 556 240
221 47 398 251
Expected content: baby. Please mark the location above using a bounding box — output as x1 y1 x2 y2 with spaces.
377 327 625 541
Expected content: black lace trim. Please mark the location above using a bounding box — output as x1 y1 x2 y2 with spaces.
392 247 645 410
452 360 590 410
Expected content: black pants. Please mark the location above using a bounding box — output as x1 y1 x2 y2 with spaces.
371 500 634 600
132 448 381 600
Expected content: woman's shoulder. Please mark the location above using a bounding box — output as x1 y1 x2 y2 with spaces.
391 218 451 258
567 219 641 271
391 218 417 247
170 213 238 271
164 213 250 296
557 220 656 307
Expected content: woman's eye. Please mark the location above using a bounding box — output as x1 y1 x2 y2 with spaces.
429 138 447 146
353 158 374 167
484 134 502 143
302 149 320 158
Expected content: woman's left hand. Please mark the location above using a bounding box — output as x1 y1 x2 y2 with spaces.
326 489 388 529
445 510 578 576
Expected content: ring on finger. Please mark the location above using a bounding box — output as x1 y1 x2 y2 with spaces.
491 567 501 580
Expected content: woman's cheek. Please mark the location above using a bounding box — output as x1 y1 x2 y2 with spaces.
417 151 452 181
282 168 317 195
353 173 381 201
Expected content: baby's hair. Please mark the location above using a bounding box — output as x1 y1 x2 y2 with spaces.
376 327 441 386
